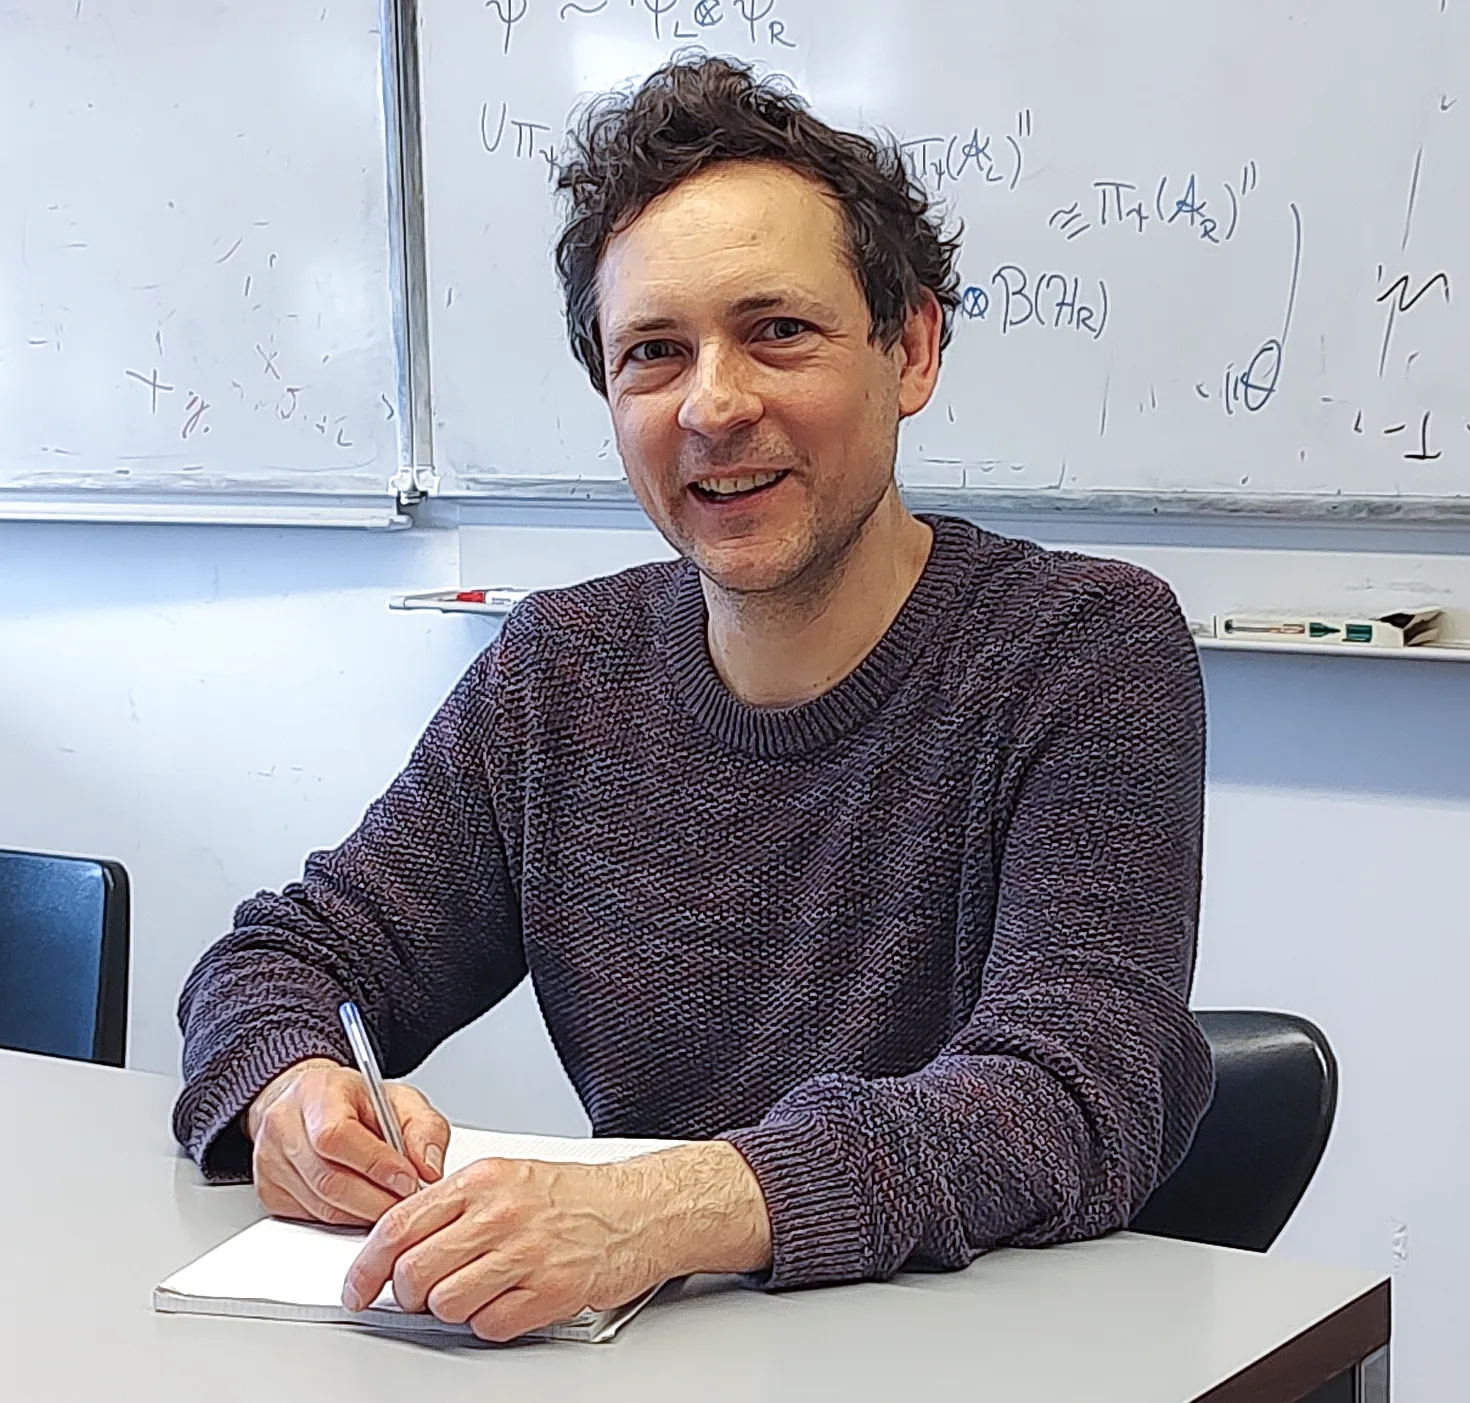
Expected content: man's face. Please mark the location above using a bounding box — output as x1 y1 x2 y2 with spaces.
596 160 938 597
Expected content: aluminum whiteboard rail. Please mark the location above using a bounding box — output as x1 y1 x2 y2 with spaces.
1198 636 1470 663
381 0 435 501
431 479 1470 524
391 588 1470 662
0 495 410 529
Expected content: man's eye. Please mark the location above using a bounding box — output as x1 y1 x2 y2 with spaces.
627 340 679 364
760 318 809 342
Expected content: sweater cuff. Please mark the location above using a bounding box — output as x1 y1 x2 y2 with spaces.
720 1116 871 1290
172 1026 350 1183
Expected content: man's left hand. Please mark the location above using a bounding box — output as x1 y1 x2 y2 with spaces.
342 1140 772 1341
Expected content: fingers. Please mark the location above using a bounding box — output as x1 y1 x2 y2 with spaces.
255 1115 399 1224
308 1085 420 1199
290 1130 403 1222
469 1287 560 1344
343 1185 465 1312
250 1063 426 1226
387 1082 451 1183
421 1253 520 1324
255 1148 370 1228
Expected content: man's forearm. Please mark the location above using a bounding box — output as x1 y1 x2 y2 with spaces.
624 1141 773 1278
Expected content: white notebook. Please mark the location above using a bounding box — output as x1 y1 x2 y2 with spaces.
156 1125 684 1344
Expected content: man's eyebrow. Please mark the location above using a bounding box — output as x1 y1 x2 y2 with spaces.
730 292 830 317
604 293 833 349
607 316 679 344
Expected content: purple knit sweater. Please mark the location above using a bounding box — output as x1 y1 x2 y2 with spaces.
174 515 1213 1289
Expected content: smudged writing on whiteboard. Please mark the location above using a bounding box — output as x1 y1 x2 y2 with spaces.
181 391 210 439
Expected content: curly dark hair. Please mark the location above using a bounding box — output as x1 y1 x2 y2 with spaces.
554 54 962 397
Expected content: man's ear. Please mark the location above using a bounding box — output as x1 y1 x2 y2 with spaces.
895 292 944 421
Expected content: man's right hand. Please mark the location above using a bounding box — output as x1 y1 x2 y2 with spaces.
245 1058 451 1227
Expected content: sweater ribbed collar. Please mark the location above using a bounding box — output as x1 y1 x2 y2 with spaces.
661 514 974 758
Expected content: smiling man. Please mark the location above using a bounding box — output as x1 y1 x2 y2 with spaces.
174 57 1212 1342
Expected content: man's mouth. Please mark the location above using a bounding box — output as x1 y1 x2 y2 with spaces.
689 469 790 503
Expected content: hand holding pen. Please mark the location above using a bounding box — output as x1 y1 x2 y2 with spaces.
242 1002 451 1228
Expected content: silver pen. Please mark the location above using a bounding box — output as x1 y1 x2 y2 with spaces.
338 1000 407 1159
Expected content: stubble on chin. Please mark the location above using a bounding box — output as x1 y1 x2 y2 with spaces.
691 502 876 625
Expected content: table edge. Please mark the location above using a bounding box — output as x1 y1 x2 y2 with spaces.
1194 1277 1391 1403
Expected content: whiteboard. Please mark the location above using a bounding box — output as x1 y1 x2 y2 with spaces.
0 1 403 502
417 0 1469 514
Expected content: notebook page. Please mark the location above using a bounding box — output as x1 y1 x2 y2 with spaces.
158 1217 374 1311
156 1124 686 1337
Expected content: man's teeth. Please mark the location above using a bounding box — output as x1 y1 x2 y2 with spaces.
699 471 782 496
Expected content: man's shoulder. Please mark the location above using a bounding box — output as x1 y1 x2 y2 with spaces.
942 517 1184 640
931 518 1199 737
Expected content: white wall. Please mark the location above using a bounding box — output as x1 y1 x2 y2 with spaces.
1195 656 1470 1403
2 511 1466 1399
0 519 585 1133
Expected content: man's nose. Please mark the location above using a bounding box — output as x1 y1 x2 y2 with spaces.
677 343 762 438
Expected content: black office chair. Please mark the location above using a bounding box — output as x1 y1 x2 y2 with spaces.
1132 1010 1338 1252
0 848 130 1066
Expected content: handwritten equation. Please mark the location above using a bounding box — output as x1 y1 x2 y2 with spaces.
1050 162 1260 247
900 109 1033 196
487 0 799 56
959 265 1109 341
474 0 804 177
481 99 556 173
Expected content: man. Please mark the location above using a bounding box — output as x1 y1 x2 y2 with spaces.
175 56 1212 1342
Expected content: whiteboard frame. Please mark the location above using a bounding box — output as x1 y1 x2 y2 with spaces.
0 492 409 530
384 0 435 499
423 477 1470 524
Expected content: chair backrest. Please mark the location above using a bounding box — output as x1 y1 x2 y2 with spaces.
0 849 130 1066
1131 1010 1337 1252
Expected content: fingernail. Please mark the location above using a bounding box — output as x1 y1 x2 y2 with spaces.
425 1144 444 1175
391 1173 417 1198
342 1282 363 1312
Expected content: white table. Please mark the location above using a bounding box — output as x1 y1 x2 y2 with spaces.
3 1049 1388 1402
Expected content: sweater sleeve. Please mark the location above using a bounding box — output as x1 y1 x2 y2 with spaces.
721 569 1214 1288
172 634 529 1182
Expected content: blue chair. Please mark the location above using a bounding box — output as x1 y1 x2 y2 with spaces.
0 849 130 1066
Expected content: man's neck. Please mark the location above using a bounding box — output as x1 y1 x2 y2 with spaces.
702 491 935 708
